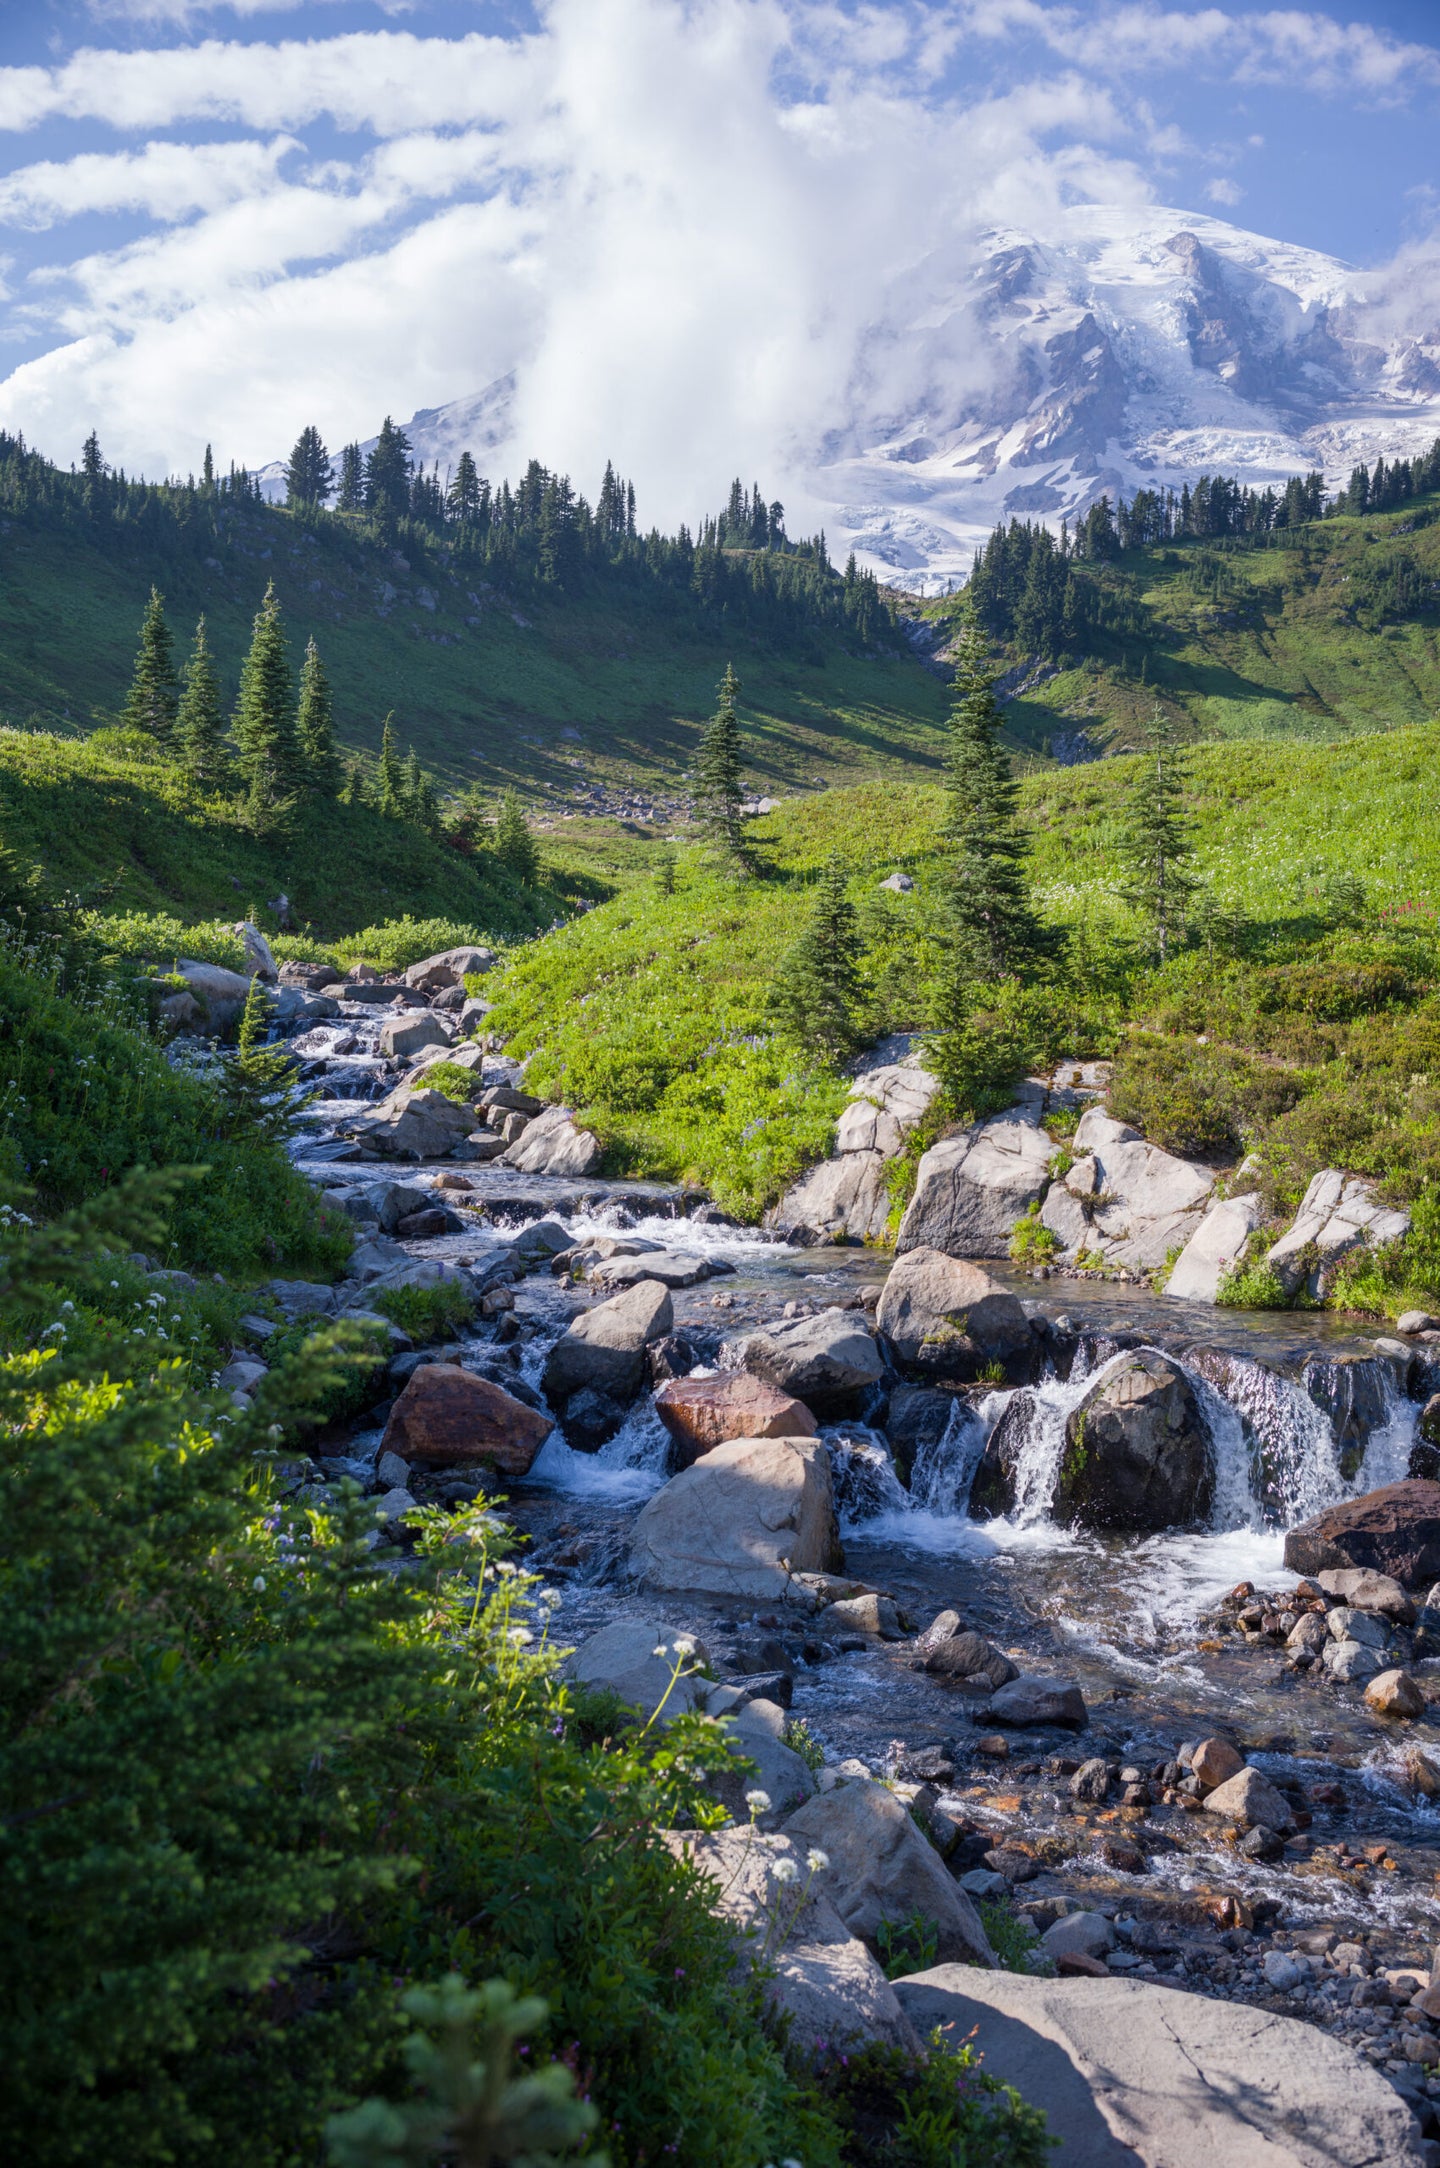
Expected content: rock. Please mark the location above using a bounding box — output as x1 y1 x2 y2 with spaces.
1238 1824 1286 1862
895 1108 1054 1257
396 1207 459 1240
769 1152 892 1243
835 1098 906 1159
1398 1311 1440 1337
217 1358 268 1394
1365 1667 1426 1717
1322 1637 1384 1683
172 958 255 1031
920 1624 1018 1690
510 1217 573 1268
1190 1737 1244 1791
883 1385 958 1463
376 1448 411 1488
374 1485 417 1531
655 1373 818 1469
821 1592 903 1639
363 1181 433 1234
783 1779 996 1969
836 1055 940 1160
556 1385 627 1452
987 1676 1088 1731
1041 1912 1115 1962
344 1085 478 1160
1286 1612 1329 1655
1165 1193 1266 1304
1326 1605 1389 1649
664 1827 919 2054
266 1278 336 1320
1039 1182 1091 1253
1262 1950 1307 1992
591 1250 713 1289
1201 1766 1296 1832
892 1965 1428 2168
875 1247 1031 1376
1063 1108 1216 1270
629 1436 843 1599
347 1235 416 1283
1267 1169 1412 1300
1315 1566 1415 1620
1069 1759 1111 1804
378 1013 454 1059
1283 1480 1440 1587
159 989 204 1031
502 1104 602 1176
542 1280 674 1403
1054 1352 1212 1532
710 1699 817 1827
381 1365 554 1477
565 1620 726 1722
742 1309 884 1411
402 945 496 991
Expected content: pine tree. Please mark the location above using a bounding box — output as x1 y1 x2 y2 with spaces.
336 443 364 513
284 425 333 508
375 712 406 817
202 443 215 492
401 748 439 836
81 430 106 514
446 450 481 524
120 586 180 746
936 604 1041 980
232 581 298 814
769 853 864 1065
174 617 227 787
1118 704 1196 960
364 417 412 529
219 975 306 1144
693 664 752 871
495 792 539 884
294 635 338 795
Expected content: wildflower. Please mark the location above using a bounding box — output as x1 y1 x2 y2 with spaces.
744 1789 771 1814
495 1559 517 1577
771 1857 799 1885
509 1626 533 1646
671 1633 696 1657
653 1644 670 1658
252 1575 267 1592
806 1848 829 1873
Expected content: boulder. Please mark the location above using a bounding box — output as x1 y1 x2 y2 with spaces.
629 1437 842 1599
362 1181 433 1234
876 1248 1031 1377
920 1625 1018 1690
347 1235 418 1283
655 1373 818 1469
1189 1737 1244 1792
343 1085 478 1160
402 945 496 992
821 1592 904 1640
835 1097 905 1159
896 1109 1054 1257
664 1828 919 2055
234 921 278 981
1039 1182 1091 1254
1041 1912 1115 1963
1282 1480 1440 1587
1326 1605 1389 1649
565 1619 729 1722
742 1309 884 1411
1315 1566 1415 1620
709 1697 817 1827
378 1013 454 1059
502 1104 602 1176
891 1967 1427 2168
987 1676 1088 1731
591 1250 713 1290
1068 1108 1215 1271
883 1385 958 1465
543 1280 674 1403
1201 1766 1295 1832
1054 1352 1213 1532
510 1217 574 1268
1365 1667 1426 1718
266 1278 337 1320
783 1779 996 1969
768 1152 892 1243
844 1047 940 1135
380 1364 553 1477
1322 1637 1384 1683
1165 1193 1266 1304
1267 1169 1412 1300
1398 1310 1440 1337
173 958 255 1031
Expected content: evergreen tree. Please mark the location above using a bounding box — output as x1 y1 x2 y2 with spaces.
656 842 677 896
336 442 364 513
935 604 1041 980
693 664 752 871
495 792 539 884
294 635 338 795
218 975 306 1144
401 748 439 836
174 617 227 788
364 417 412 528
769 853 864 1065
201 443 215 492
284 424 333 508
120 587 180 747
81 430 106 514
375 713 406 817
1118 704 1196 960
446 449 482 524
232 581 298 814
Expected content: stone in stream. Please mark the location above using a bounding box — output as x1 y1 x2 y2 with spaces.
1189 1737 1244 1791
768 1151 892 1244
402 944 496 991
509 1217 573 1268
381 1364 554 1477
378 1013 454 1059
628 1436 842 1600
1322 1637 1384 1683
892 1967 1429 2168
1365 1667 1426 1718
1164 1191 1266 1304
1316 1566 1415 1619
1326 1605 1390 1649
590 1250 713 1289
1054 1352 1212 1533
742 1308 884 1411
1041 1911 1115 1962
501 1103 602 1176
875 1247 1032 1376
896 1099 1054 1257
343 1085 478 1160
987 1676 1088 1731
1201 1766 1295 1832
654 1372 817 1469
1283 1478 1440 1587
565 1620 728 1722
920 1624 1018 1691
882 1385 957 1464
783 1779 996 1969
361 1181 432 1234
542 1279 674 1404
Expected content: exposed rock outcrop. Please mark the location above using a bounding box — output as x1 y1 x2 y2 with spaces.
629 1436 842 1598
1267 1168 1411 1299
896 1093 1053 1256
501 1103 602 1176
1054 1352 1213 1531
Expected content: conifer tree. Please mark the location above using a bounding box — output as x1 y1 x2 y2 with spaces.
294 635 338 795
1118 703 1196 960
375 713 406 817
284 425 333 508
402 748 439 836
174 617 227 788
202 443 215 492
694 664 752 871
120 586 180 747
364 417 412 529
336 443 364 514
232 581 297 814
936 603 1041 980
446 450 482 524
495 792 539 884
769 853 864 1066
219 975 306 1144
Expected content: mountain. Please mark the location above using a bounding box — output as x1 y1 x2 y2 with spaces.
326 203 1440 594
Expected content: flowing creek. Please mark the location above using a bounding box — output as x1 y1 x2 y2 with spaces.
289 1038 1440 2110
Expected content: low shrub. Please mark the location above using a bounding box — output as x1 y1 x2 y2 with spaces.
1009 1201 1060 1266
977 1899 1052 1977
416 1059 483 1106
1109 1033 1302 1159
370 1279 477 1344
812 2033 1052 2167
337 917 494 974
1216 1256 1290 1310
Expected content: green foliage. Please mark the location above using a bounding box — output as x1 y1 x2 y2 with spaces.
769 853 865 1065
339 917 494 974
815 2033 1053 2168
217 974 309 1147
875 1908 939 1981
1009 1201 1061 1266
296 634 340 797
1216 1256 1290 1309
174 616 228 789
693 664 754 873
495 791 540 884
418 1060 483 1105
232 580 299 816
120 585 179 747
936 604 1042 982
781 1716 826 1773
370 1279 477 1344
977 1901 1051 1976
1116 704 1196 961
1108 1033 1302 1158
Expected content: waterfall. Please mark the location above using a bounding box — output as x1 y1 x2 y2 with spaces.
825 1423 911 1521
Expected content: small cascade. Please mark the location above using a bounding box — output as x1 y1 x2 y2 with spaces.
826 1423 909 1522
910 1396 989 1518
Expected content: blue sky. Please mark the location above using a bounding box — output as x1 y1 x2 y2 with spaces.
2 1 1439 513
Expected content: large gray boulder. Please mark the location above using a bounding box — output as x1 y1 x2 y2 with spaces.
892 1968 1426 2168
402 945 496 991
342 1085 477 1160
172 958 255 1032
665 1828 919 2055
378 1013 454 1059
876 1246 1031 1375
502 1103 602 1176
783 1779 995 1969
1054 1352 1213 1531
710 1696 817 1827
1267 1168 1411 1299
629 1436 842 1599
1165 1192 1266 1303
769 1152 891 1243
543 1279 673 1403
565 1619 733 1721
1070 1108 1215 1271
836 1053 940 1158
743 1308 884 1410
896 1103 1054 1256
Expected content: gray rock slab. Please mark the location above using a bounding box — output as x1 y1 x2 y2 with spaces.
629 1436 841 1600
769 1150 892 1243
784 1778 995 1969
1165 1192 1266 1304
896 1114 1053 1257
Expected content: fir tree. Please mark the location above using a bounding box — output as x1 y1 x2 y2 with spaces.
656 842 677 896
81 430 107 514
1118 704 1196 960
769 854 864 1066
446 449 482 524
936 603 1041 980
294 635 338 795
336 443 364 513
202 443 215 492
219 975 306 1144
174 617 227 787
232 581 298 814
495 792 539 884
364 417 412 529
694 664 752 871
120 587 180 746
284 424 333 508
375 712 406 817
401 748 439 836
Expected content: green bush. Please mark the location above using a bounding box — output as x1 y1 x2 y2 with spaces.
812 2033 1052 2167
338 917 495 974
1215 1255 1290 1309
417 1059 483 1105
1009 1202 1060 1266
1109 1033 1302 1158
87 911 248 970
370 1279 477 1344
977 1900 1051 1976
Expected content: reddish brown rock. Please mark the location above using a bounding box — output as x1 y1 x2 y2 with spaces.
653 1371 817 1469
381 1363 553 1476
1365 1668 1426 1719
1283 1480 1440 1589
1191 1738 1244 1792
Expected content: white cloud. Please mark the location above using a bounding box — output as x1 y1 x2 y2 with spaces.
0 136 298 229
1205 176 1242 206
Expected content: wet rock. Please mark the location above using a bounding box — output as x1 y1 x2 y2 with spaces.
501 1104 602 1176
742 1308 884 1411
784 1779 996 1969
1327 1605 1390 1649
629 1436 842 1599
361 1180 432 1233
883 1385 958 1465
1191 1737 1244 1791
378 1013 453 1059
542 1279 674 1403
876 1247 1031 1377
821 1592 903 1639
1316 1566 1416 1620
654 1372 818 1468
591 1250 713 1289
1202 1766 1296 1832
343 1085 478 1160
1365 1667 1426 1718
1283 1479 1440 1587
1302 1354 1395 1480
1239 1824 1287 1862
769 1151 892 1244
380 1364 553 1476
1267 1168 1411 1300
1286 1612 1329 1655
511 1218 573 1268
1041 1911 1115 1962
1164 1192 1266 1304
556 1385 628 1452
1068 1758 1111 1803
395 1207 460 1239
921 1626 1018 1690
1399 1311 1440 1336
1413 1396 1440 1480
1322 1637 1384 1683
987 1676 1088 1731
1054 1352 1212 1532
892 1967 1428 2168
895 1105 1054 1258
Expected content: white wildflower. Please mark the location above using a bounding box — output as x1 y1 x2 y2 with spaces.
744 1789 771 1815
252 1575 267 1592
771 1858 799 1885
495 1560 517 1577
672 1634 696 1657
653 1644 670 1659
805 1848 829 1874
509 1627 533 1646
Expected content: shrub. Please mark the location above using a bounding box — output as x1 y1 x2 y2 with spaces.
370 1279 477 1343
781 1715 826 1773
812 2033 1052 2167
1216 1255 1290 1309
1109 1033 1302 1158
977 1900 1051 1976
338 917 494 974
1009 1201 1060 1266
875 1908 939 1981
417 1059 483 1105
